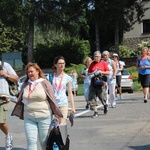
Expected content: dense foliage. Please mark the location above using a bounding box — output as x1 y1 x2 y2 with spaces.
0 0 146 67
0 22 25 54
34 39 91 68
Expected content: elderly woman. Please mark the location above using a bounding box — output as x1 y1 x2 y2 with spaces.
11 62 62 150
136 47 150 103
102 51 117 108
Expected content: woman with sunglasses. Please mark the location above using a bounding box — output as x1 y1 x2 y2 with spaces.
112 53 124 100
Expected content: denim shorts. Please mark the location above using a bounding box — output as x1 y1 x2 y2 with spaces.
0 103 8 123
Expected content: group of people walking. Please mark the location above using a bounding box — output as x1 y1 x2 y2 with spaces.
81 47 150 120
81 50 124 118
1 47 150 150
0 56 76 150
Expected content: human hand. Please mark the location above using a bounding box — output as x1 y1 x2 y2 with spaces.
0 96 9 102
71 108 76 114
0 70 7 78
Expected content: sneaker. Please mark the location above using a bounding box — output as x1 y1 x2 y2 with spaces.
119 95 123 100
90 105 94 110
111 105 116 108
104 105 108 114
5 134 13 150
85 104 89 109
92 112 99 118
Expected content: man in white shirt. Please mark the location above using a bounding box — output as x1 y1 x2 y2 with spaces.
0 60 18 150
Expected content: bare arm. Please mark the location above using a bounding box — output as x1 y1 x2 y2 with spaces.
67 81 76 114
112 62 117 78
0 70 18 82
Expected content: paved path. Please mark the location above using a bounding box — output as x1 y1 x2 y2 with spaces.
1 92 150 150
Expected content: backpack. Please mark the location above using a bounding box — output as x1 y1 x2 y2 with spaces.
0 62 19 96
49 73 54 84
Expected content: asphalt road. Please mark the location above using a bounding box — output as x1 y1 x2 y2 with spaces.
1 92 150 150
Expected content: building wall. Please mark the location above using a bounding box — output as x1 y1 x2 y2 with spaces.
123 0 150 50
2 52 23 69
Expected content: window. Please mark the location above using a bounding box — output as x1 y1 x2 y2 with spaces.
143 19 150 34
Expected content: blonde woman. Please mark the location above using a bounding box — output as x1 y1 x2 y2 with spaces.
70 70 78 96
136 47 150 103
81 57 93 109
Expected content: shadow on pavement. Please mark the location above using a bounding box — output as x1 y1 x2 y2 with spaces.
0 147 26 150
129 144 150 150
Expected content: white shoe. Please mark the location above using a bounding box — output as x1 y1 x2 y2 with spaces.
5 134 13 150
120 95 123 100
115 97 118 100
111 105 116 108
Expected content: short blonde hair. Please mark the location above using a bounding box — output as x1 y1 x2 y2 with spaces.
83 57 93 65
142 47 148 51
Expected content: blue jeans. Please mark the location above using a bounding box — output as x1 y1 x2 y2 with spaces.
24 116 52 150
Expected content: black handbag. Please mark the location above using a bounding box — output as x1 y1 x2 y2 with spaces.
46 126 70 150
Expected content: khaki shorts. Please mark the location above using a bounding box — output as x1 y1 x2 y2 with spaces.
0 103 8 123
59 106 68 119
89 85 107 106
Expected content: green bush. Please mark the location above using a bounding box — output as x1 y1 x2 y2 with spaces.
126 67 138 82
34 39 91 68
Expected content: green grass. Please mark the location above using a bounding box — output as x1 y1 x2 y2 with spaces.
77 84 84 95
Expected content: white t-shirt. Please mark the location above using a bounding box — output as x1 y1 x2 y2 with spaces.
0 61 17 95
52 74 72 107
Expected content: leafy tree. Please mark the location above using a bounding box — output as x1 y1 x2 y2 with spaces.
34 38 91 68
0 22 25 55
21 0 88 62
79 0 145 54
0 0 26 29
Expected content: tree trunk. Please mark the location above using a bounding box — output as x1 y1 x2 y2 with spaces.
95 20 100 51
27 16 34 63
94 0 100 52
115 20 119 55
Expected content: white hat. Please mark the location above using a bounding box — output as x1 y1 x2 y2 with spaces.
113 53 119 57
